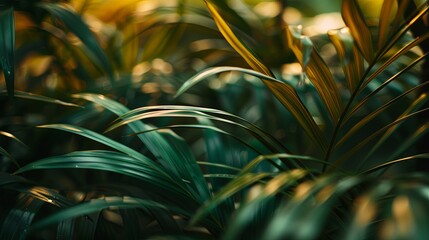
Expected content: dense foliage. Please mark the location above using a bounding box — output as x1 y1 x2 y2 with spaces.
1 0 428 239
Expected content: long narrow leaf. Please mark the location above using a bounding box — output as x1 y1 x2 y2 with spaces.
0 196 44 240
0 6 15 96
4 91 80 107
29 196 177 232
342 0 374 62
286 25 343 123
205 1 326 152
72 93 210 203
15 150 194 200
37 3 114 82
336 83 429 149
328 28 363 93
190 173 271 226
378 0 397 49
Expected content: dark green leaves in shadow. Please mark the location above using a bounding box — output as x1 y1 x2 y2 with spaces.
0 195 44 240
0 5 15 96
29 196 174 232
36 3 114 82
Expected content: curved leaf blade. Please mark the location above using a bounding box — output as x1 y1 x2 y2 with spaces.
204 2 326 152
36 3 114 82
29 196 175 232
0 90 80 107
0 196 44 240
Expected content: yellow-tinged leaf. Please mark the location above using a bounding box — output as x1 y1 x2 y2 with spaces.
71 0 140 23
378 0 398 48
390 0 411 32
205 1 327 152
205 1 272 76
286 26 344 123
342 0 374 62
328 28 364 93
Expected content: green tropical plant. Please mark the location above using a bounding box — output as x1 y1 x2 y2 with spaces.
1 0 429 239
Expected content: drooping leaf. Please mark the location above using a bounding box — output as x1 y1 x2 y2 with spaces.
0 130 27 148
0 145 19 168
15 150 198 206
0 6 15 96
204 1 327 152
29 196 177 232
36 3 114 82
0 173 72 207
72 93 211 204
176 68 327 152
37 124 151 164
205 1 271 76
0 90 80 107
111 104 289 155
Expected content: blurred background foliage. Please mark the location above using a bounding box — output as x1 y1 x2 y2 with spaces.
0 0 428 239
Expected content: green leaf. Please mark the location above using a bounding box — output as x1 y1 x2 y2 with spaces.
0 90 80 107
72 94 210 204
175 66 284 98
73 94 210 202
224 170 307 240
359 94 429 167
29 196 175 232
342 0 374 62
175 66 327 152
335 108 429 170
263 175 361 240
0 173 72 207
0 6 15 96
0 195 44 240
37 124 151 163
190 172 270 226
15 150 193 201
344 181 393 240
36 3 114 82
111 104 289 155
